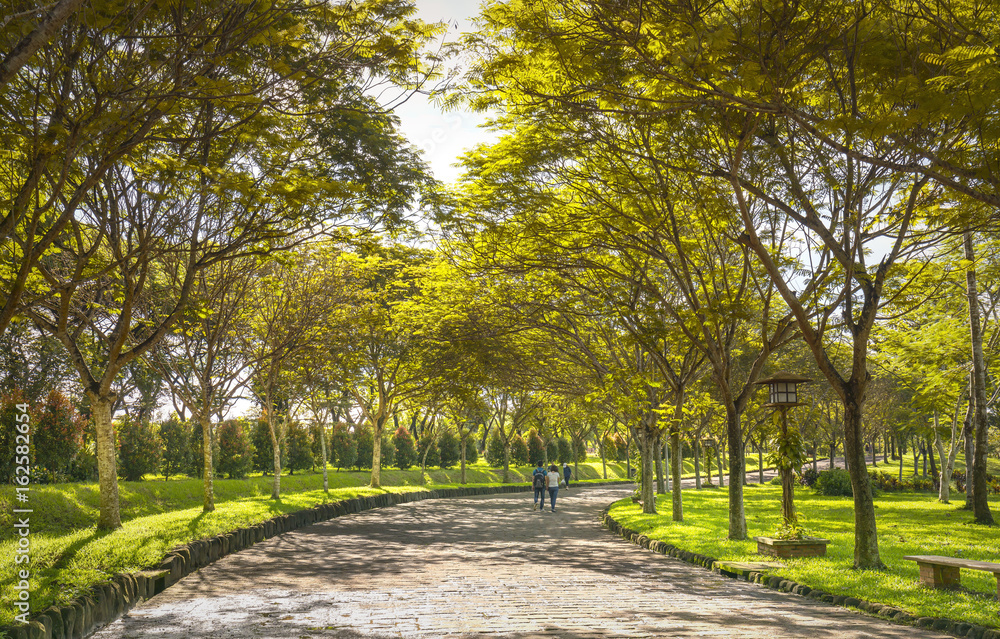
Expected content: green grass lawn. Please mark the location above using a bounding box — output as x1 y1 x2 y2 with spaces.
0 459 631 626
609 484 1000 628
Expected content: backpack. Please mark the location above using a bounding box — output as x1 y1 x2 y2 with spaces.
533 471 546 489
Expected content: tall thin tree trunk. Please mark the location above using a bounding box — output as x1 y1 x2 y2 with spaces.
201 414 215 511
670 430 683 522
843 391 883 569
320 422 329 494
717 438 725 488
654 436 665 495
89 394 122 530
964 231 995 525
694 439 702 489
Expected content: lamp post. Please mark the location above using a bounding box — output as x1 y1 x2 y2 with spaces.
755 371 812 527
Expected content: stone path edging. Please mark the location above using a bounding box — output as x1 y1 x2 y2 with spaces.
601 506 1000 639
2 480 632 639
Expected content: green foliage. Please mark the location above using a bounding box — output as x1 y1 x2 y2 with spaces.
613 434 629 461
354 425 374 470
190 420 220 478
773 519 811 541
250 419 282 476
158 415 191 481
286 421 314 475
310 423 329 468
873 470 941 493
814 468 854 497
33 390 85 481
0 389 29 482
527 428 545 465
485 430 505 467
545 438 558 464
418 433 440 468
509 433 529 466
393 426 418 470
216 420 252 480
115 416 161 482
379 430 396 469
464 437 479 464
331 422 357 471
557 437 573 464
799 466 820 488
438 429 461 469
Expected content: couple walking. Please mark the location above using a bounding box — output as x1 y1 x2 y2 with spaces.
532 461 571 512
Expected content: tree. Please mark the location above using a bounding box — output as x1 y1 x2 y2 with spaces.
332 422 358 471
438 428 461 469
285 421 314 475
216 419 252 480
354 425 375 470
418 432 441 469
159 415 192 482
115 416 160 482
33 390 85 480
393 426 418 470
526 429 546 467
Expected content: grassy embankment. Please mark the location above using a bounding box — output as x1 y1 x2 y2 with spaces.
609 484 1000 628
0 459 631 625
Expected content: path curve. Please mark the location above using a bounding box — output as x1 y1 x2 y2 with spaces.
91 485 943 638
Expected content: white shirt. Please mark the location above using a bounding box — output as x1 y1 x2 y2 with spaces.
547 471 560 488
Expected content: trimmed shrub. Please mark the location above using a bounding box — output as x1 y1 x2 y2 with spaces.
799 466 820 488
34 389 85 481
331 422 357 470
286 421 314 475
545 438 558 463
557 437 573 464
815 468 853 496
250 419 283 475
393 426 418 469
510 433 529 466
216 419 252 479
438 429 460 469
354 425 374 469
463 436 478 464
527 429 545 465
418 432 440 468
116 415 161 481
379 429 395 468
485 430 505 467
159 415 192 481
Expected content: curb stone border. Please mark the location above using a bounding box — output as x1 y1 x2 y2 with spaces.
601 507 1000 639
1 480 632 639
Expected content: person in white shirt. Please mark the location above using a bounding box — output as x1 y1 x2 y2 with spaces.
546 464 561 512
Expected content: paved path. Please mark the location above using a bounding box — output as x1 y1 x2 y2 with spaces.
92 485 942 639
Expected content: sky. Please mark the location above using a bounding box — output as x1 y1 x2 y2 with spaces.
391 0 496 185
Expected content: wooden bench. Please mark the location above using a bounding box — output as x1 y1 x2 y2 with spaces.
903 555 1000 598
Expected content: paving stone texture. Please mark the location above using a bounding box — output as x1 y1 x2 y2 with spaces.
90 484 944 639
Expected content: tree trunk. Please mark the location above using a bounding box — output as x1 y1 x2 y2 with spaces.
778 408 796 526
718 438 725 488
694 440 702 489
758 440 764 484
460 434 467 485
654 439 665 494
637 426 657 514
599 437 608 479
502 444 510 483
670 430 683 522
320 422 329 494
200 413 215 511
964 404 975 509
830 444 836 470
843 393 883 569
89 394 122 530
927 437 938 489
725 407 746 539
370 414 384 489
965 231 995 525
269 415 281 500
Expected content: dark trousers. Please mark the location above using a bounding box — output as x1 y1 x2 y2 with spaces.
534 487 546 507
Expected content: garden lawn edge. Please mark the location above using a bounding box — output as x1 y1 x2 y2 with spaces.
1 481 631 639
601 505 1000 639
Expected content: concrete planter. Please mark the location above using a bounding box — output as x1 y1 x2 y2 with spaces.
754 536 829 558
